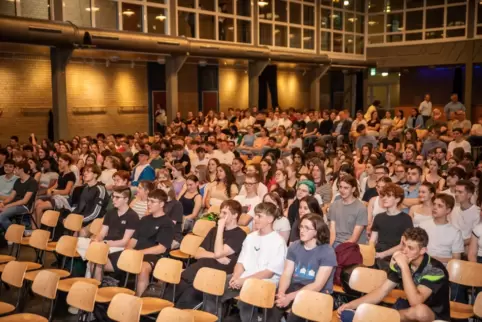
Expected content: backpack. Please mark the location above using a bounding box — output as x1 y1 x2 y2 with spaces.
334 242 363 286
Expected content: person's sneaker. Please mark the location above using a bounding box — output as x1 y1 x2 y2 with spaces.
68 306 79 315
7 241 12 246
23 230 32 237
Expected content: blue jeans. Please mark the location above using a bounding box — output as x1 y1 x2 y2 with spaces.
0 205 28 230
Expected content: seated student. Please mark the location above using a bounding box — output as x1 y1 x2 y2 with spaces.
96 189 174 296
171 200 247 308
0 161 38 231
131 149 155 187
441 166 466 200
0 159 17 201
450 180 480 247
328 175 368 248
370 183 413 270
420 193 463 264
203 202 287 321
234 174 262 228
272 213 337 322
338 227 451 322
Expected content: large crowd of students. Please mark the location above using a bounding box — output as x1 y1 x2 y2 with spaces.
0 97 482 321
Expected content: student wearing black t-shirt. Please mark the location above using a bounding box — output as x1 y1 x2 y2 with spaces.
370 183 413 270
0 161 38 231
338 227 450 322
380 126 401 152
100 189 174 296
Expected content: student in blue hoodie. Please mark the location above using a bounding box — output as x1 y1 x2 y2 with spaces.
131 149 155 187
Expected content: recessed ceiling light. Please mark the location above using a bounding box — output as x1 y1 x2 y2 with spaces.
258 0 268 7
123 9 135 16
155 14 166 21
86 7 99 12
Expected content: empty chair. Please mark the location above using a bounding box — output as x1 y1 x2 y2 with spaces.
0 224 25 264
238 214 252 226
474 292 482 318
185 267 227 322
107 293 143 322
156 307 194 322
192 220 216 238
46 213 83 250
353 303 400 322
66 281 98 318
22 210 59 245
239 278 276 322
349 267 387 294
170 234 204 265
291 290 333 322
447 259 482 320
141 258 182 315
0 261 28 315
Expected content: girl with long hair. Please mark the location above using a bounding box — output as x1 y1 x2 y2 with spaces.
207 158 220 183
289 195 323 243
311 159 331 205
204 164 239 208
424 159 445 191
130 180 154 219
263 192 291 243
409 182 436 227
179 175 203 232
354 144 372 179
260 158 276 190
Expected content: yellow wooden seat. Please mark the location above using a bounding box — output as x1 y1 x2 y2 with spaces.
475 292 482 318
184 309 217 322
1 225 25 263
447 259 482 320
107 293 143 322
169 249 190 259
58 277 100 293
291 290 334 322
89 218 104 236
0 302 15 316
66 282 98 314
25 269 71 282
0 313 48 321
450 301 474 320
22 210 60 246
45 213 83 251
95 287 136 303
141 297 174 315
170 234 204 262
353 303 400 322
157 307 194 322
192 220 216 238
0 261 28 316
0 261 42 273
0 255 16 264
239 278 276 318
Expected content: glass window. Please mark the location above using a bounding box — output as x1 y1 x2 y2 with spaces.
478 4 482 24
260 22 273 45
333 11 343 31
368 0 384 13
219 0 233 14
345 34 354 53
321 0 332 7
368 14 384 34
446 29 465 38
425 30 444 39
406 0 423 8
237 19 251 43
426 0 444 5
199 0 215 11
149 0 166 3
20 0 50 19
178 0 195 8
356 14 364 34
406 32 423 41
289 2 301 24
333 0 343 9
387 34 403 42
220 17 234 41
178 11 196 37
122 3 142 32
406 11 423 30
477 26 482 35
385 0 403 11
289 27 302 48
345 13 355 32
237 0 251 17
320 31 331 51
355 0 365 12
333 33 343 52
147 7 167 34
95 0 118 30
446 5 466 27
425 8 444 29
275 25 288 47
344 0 355 11
355 35 364 54
386 13 403 33
320 9 331 29
368 35 384 44
303 29 315 49
259 1 273 20
447 0 464 3
199 14 216 39
303 5 315 26
64 0 92 27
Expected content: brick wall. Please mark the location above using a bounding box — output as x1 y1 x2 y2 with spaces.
219 66 249 112
20 0 50 19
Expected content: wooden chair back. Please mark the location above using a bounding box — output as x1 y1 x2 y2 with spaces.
41 210 60 228
117 249 144 274
107 293 142 322
156 307 194 322
349 267 387 294
55 235 79 258
64 213 84 232
239 226 250 235
239 278 276 309
31 270 60 300
474 292 482 317
67 282 98 313
89 218 104 236
1 261 28 288
447 259 482 287
29 229 51 251
153 258 183 284
193 267 227 296
238 214 252 225
179 234 204 256
192 220 216 238
5 224 25 244
291 290 333 322
359 244 376 267
85 241 110 265
353 303 400 322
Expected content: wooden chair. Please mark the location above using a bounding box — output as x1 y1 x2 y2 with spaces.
0 224 25 264
107 293 143 322
157 307 194 322
0 261 28 315
239 278 276 322
474 292 482 318
291 290 333 322
447 259 482 320
353 303 400 322
141 258 183 315
66 281 98 318
89 217 104 236
0 270 60 322
192 220 216 238
96 249 143 303
358 244 376 267
57 241 107 293
21 210 60 245
185 267 227 322
46 213 83 250
239 226 251 235
349 267 387 294
238 214 253 226
247 155 262 165
24 235 78 282
170 234 204 265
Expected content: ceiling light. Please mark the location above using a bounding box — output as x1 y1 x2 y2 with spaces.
258 0 269 7
330 14 339 18
368 20 377 26
289 33 295 38
344 0 350 5
303 36 312 41
157 57 166 64
86 7 99 12
123 9 135 16
381 72 388 77
348 17 357 22
228 26 234 31
347 38 353 43
155 14 166 21
274 29 280 34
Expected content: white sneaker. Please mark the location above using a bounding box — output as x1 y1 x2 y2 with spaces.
68 306 79 315
24 230 32 237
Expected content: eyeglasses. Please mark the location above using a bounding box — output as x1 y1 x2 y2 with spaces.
245 182 258 186
299 225 316 231
111 195 126 200
147 199 161 204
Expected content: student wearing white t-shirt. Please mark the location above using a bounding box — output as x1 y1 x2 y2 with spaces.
447 128 472 157
234 174 262 229
468 222 482 264
450 180 480 246
420 193 464 264
203 202 287 321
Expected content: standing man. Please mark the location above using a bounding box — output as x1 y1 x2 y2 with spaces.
444 93 465 120
419 94 432 126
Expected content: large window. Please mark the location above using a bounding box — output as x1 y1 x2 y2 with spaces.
367 0 467 46
259 0 316 51
320 0 365 55
476 1 482 37
178 0 252 43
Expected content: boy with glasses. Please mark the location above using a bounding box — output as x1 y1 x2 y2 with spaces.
234 174 262 228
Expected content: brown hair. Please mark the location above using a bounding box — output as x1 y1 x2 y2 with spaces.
112 185 132 200
338 175 360 198
220 199 243 220
434 193 455 211
301 213 330 245
148 189 168 204
113 170 130 183
402 227 429 248
380 182 405 206
84 164 102 177
254 202 281 220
